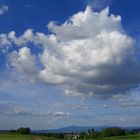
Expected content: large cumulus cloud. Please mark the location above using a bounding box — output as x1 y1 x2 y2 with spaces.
1 6 140 99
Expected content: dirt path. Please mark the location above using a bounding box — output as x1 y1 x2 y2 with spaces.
32 136 42 140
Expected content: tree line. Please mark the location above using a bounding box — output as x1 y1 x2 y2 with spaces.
9 127 139 138
79 127 138 139
10 127 31 135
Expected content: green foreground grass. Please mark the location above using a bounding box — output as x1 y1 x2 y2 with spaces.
0 133 61 140
0 133 31 140
0 133 140 140
94 134 140 140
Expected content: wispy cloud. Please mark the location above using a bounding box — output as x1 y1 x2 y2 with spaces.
65 104 94 111
85 0 114 10
25 5 33 8
0 5 9 15
0 103 70 118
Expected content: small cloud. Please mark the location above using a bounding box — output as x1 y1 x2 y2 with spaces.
25 5 33 8
118 99 140 108
102 104 109 108
65 104 93 111
85 0 113 10
0 5 9 15
53 111 70 117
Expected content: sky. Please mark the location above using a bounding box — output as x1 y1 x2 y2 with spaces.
0 0 140 130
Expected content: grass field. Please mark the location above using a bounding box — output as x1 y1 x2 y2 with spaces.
0 133 32 140
0 133 140 140
94 134 140 140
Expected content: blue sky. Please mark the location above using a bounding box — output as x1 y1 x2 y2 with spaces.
0 0 140 130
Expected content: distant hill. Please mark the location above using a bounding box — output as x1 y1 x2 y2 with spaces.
1 126 140 134
32 126 140 133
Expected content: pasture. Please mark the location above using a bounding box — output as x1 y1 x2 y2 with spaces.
0 133 140 140
0 133 31 140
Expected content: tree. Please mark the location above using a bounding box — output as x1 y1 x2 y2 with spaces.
17 127 31 135
10 130 17 133
101 127 125 137
91 128 95 133
79 132 87 138
87 128 97 138
88 129 91 134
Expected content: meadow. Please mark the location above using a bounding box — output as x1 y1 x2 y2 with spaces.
94 134 140 140
0 133 140 140
0 133 31 140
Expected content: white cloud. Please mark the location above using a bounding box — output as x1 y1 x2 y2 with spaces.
0 103 70 118
8 47 38 82
0 5 9 15
65 104 93 111
0 6 140 99
0 109 69 121
85 0 113 10
0 34 11 53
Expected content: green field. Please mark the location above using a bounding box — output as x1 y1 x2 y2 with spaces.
0 133 60 140
94 134 140 140
0 133 31 140
0 133 140 140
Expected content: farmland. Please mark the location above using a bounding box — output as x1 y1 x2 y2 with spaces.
0 133 31 140
0 133 140 140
